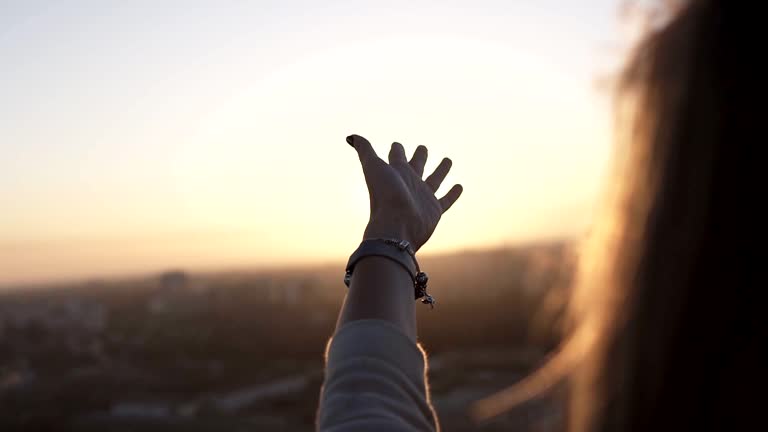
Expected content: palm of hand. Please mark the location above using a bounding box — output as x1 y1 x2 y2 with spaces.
348 135 462 251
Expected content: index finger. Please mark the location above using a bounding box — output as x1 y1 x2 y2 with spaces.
347 134 379 165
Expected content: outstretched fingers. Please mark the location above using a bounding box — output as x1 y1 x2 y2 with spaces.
439 184 464 212
347 135 462 212
389 142 408 165
409 145 428 177
427 156 462 211
425 157 452 192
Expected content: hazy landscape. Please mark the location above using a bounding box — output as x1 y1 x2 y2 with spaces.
0 1 626 431
0 240 574 431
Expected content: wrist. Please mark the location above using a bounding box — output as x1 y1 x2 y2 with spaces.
363 222 413 247
364 209 427 250
344 238 436 308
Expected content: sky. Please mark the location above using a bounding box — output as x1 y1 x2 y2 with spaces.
0 0 623 286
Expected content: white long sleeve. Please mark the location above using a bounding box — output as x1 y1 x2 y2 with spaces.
317 319 439 431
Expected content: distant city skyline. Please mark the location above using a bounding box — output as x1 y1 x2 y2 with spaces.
1 1 621 285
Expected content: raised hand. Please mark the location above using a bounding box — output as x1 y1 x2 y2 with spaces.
347 134 463 252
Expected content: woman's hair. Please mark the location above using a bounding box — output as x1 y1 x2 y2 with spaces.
570 0 759 430
476 0 760 429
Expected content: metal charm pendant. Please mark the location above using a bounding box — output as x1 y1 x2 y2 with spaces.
415 271 429 288
421 294 436 309
414 271 435 309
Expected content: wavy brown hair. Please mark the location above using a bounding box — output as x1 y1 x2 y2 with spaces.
477 1 761 429
572 0 761 429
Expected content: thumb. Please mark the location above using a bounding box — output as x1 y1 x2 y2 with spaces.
346 134 379 166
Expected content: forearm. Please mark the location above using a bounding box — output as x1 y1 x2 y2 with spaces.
318 135 458 431
323 257 436 431
336 256 417 342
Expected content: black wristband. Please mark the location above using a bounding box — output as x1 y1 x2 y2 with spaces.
344 238 435 308
346 238 417 279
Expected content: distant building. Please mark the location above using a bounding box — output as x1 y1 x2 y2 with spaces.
160 271 188 291
146 270 212 314
148 270 190 314
209 276 318 306
262 277 317 305
0 298 106 333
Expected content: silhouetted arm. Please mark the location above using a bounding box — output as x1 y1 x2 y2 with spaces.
317 135 461 431
333 134 461 337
